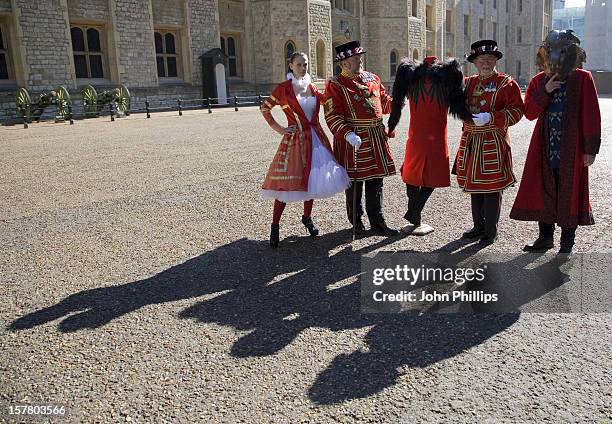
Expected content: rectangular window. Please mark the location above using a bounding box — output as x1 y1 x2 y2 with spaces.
543 25 549 40
464 15 469 36
0 24 10 80
71 25 106 79
446 10 453 33
506 0 509 13
155 29 182 78
220 33 242 78
493 22 498 40
426 6 434 29
494 0 497 8
412 0 418 17
517 60 521 77
479 18 484 38
333 0 346 10
517 26 522 43
519 0 523 13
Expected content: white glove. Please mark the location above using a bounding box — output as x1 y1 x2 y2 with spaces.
472 112 491 127
346 132 362 150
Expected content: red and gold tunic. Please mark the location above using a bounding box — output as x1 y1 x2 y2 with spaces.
455 72 524 193
324 71 396 181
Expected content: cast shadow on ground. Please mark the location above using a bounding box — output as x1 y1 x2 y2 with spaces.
9 229 376 334
9 230 572 404
307 242 573 404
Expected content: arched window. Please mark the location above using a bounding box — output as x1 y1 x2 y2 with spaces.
71 25 105 78
413 49 419 60
390 50 398 78
316 40 326 79
155 31 179 78
285 40 296 70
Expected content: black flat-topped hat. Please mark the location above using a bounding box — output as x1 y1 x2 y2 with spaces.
466 39 503 62
334 40 366 62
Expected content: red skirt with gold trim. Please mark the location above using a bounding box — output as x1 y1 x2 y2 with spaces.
455 126 516 193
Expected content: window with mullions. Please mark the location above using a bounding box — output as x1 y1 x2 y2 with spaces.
155 31 179 78
220 35 240 77
0 25 9 80
71 26 105 78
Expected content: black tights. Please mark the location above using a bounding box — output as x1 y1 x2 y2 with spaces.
404 184 434 226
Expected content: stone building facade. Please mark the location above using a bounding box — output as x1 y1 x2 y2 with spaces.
0 0 551 121
584 0 612 72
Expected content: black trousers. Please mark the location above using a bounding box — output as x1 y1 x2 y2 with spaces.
405 184 434 226
345 178 385 226
538 168 577 250
470 192 502 238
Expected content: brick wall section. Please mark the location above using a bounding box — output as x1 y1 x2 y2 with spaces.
113 0 157 88
67 0 108 21
187 0 219 88
152 0 184 27
15 0 74 91
308 0 332 79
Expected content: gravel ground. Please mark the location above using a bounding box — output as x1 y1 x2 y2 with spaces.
1 101 611 423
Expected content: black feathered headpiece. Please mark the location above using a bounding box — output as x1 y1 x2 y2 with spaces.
388 58 472 133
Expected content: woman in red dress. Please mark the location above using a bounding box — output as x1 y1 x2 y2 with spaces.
260 52 350 248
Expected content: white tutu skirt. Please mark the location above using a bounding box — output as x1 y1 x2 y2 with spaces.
261 129 351 203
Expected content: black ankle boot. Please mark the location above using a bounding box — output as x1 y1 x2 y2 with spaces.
523 236 554 252
302 215 319 237
559 227 576 254
270 224 280 248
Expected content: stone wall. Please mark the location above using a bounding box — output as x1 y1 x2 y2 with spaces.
113 0 157 88
152 0 184 27
218 0 244 32
249 0 271 83
187 0 220 87
268 0 310 83
308 0 332 79
15 0 74 91
67 0 108 21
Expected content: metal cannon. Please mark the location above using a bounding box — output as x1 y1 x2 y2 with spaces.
82 84 130 118
16 86 72 128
